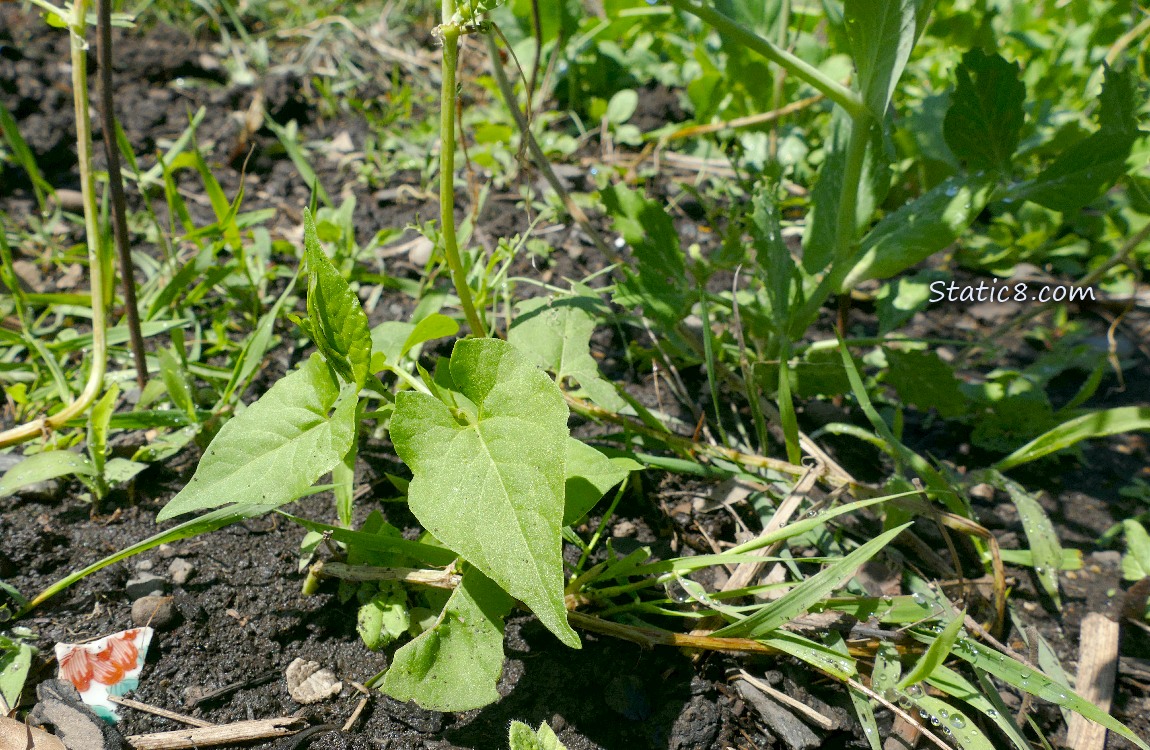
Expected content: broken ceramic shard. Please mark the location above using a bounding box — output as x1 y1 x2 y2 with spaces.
55 627 153 722
285 657 342 704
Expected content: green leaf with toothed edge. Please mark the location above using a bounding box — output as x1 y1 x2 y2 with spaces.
390 338 580 648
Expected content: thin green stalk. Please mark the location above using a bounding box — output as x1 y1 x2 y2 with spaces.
438 6 487 338
665 0 865 119
0 0 107 448
789 114 872 337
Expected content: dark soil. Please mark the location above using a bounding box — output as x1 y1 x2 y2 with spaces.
2 7 1150 750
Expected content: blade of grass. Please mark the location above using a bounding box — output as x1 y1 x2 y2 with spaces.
993 406 1150 471
897 610 965 689
714 523 910 637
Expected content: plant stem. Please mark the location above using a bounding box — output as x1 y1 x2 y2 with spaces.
438 6 487 338
97 0 147 391
789 113 872 337
0 0 107 448
664 0 866 120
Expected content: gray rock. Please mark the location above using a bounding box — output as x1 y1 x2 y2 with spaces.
157 544 178 558
124 573 167 599
168 558 195 585
131 595 178 630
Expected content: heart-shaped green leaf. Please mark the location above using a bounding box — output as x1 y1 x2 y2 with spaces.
390 338 579 647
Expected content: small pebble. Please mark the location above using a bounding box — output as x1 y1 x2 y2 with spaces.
131 595 178 630
408 236 433 266
612 520 637 538
125 573 168 599
135 559 154 572
158 544 178 558
168 558 195 585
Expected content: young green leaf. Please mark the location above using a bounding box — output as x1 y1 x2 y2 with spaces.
1121 520 1150 581
401 314 459 359
943 49 1026 173
898 612 966 689
602 185 692 329
303 208 372 389
843 0 918 117
357 582 410 651
714 524 910 638
883 349 969 419
380 568 513 711
87 385 119 481
993 406 1150 470
564 439 641 526
390 339 580 647
842 172 996 287
0 451 95 498
508 295 624 411
1097 65 1140 135
158 348 196 419
509 720 569 750
157 354 357 520
0 639 34 709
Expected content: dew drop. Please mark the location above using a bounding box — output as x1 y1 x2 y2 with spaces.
950 715 966 729
912 592 927 606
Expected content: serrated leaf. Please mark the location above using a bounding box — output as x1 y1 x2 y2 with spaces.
844 0 917 117
380 568 512 711
508 295 624 411
1098 65 1140 135
602 185 692 329
564 439 640 526
943 49 1026 172
842 173 996 287
714 524 910 638
1007 130 1138 212
304 208 372 388
994 406 1150 470
157 354 358 520
884 349 968 419
390 338 579 647
898 612 966 689
0 451 95 498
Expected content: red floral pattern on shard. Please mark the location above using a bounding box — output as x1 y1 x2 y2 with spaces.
58 629 142 694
